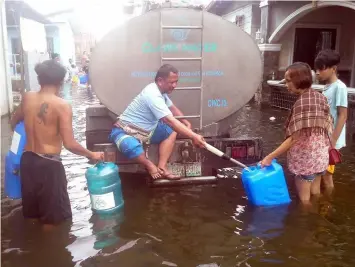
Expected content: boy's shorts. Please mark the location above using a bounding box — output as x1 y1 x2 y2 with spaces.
109 121 173 159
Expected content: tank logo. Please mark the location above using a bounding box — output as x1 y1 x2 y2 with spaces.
170 15 191 42
142 42 217 53
170 29 190 42
208 99 228 108
131 70 224 83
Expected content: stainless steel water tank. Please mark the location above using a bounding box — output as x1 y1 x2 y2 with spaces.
90 8 262 131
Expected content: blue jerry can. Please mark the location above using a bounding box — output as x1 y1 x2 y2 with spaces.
241 159 291 206
5 121 27 199
85 162 124 215
79 74 88 84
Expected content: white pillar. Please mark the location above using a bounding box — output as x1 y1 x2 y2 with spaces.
0 2 13 116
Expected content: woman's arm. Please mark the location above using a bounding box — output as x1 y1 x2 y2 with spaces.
261 133 299 167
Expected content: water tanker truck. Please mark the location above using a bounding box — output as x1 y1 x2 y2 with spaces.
86 7 263 183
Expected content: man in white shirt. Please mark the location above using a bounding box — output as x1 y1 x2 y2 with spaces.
110 64 206 180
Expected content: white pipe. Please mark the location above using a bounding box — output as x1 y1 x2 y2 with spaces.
204 143 224 157
204 143 249 170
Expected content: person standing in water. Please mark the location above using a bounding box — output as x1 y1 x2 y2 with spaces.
10 60 104 228
314 49 348 194
261 62 333 204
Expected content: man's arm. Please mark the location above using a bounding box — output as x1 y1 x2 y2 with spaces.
148 94 204 147
161 115 205 147
169 104 191 129
59 103 101 159
332 106 347 147
10 101 24 131
331 85 348 147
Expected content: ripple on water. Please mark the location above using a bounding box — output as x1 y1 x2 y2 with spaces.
1 85 355 267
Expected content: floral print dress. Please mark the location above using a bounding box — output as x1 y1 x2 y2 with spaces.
287 133 329 177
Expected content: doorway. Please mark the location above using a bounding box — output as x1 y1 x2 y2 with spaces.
293 27 337 69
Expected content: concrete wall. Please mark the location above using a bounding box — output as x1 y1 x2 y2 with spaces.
6 27 19 77
6 27 18 55
0 4 13 116
57 23 75 64
268 1 310 39
222 3 261 39
223 4 253 34
278 6 355 71
45 23 75 65
45 25 60 54
251 4 261 40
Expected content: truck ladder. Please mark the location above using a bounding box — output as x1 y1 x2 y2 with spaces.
159 10 204 129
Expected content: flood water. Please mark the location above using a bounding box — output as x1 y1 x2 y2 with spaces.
2 84 355 267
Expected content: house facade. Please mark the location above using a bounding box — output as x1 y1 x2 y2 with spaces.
207 0 355 101
1 2 12 116
4 0 75 103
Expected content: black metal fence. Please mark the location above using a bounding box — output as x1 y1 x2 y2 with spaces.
270 87 298 110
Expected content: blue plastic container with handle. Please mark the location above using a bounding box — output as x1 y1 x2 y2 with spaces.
85 162 124 215
5 121 27 199
79 74 88 84
241 159 291 206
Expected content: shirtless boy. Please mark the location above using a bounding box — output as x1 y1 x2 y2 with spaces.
11 60 103 227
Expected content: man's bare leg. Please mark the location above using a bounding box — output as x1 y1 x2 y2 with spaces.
157 132 179 179
134 154 162 179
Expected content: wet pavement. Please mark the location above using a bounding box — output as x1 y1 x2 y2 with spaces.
1 84 355 267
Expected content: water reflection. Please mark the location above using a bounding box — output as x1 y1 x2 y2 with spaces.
1 213 75 267
241 205 290 240
1 83 355 267
91 212 124 250
67 211 124 265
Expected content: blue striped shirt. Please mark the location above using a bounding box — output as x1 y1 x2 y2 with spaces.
120 83 173 131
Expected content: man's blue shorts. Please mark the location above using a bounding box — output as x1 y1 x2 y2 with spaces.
109 121 173 159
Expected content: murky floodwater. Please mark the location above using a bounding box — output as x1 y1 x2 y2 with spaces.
2 84 355 267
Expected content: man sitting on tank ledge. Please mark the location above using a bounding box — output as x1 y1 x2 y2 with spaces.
109 64 206 180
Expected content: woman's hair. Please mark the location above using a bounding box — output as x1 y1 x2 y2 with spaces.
314 49 340 70
35 60 67 87
286 62 313 89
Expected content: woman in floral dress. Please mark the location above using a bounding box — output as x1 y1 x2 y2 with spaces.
261 62 333 204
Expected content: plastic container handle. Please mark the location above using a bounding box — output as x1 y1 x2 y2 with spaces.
258 159 277 170
94 161 106 169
